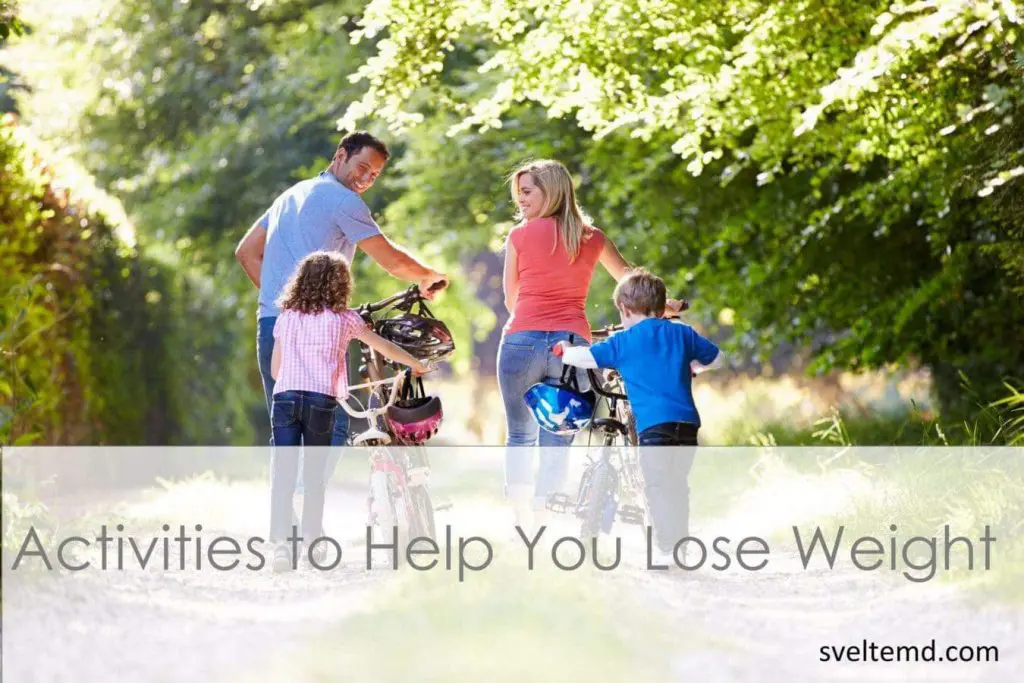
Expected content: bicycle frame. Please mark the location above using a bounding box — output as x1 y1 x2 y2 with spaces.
543 325 648 534
557 308 694 535
338 372 406 446
336 285 442 565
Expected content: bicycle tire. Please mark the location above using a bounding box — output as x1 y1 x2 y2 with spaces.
409 485 437 541
580 460 615 540
618 399 639 447
369 470 411 569
391 482 413 568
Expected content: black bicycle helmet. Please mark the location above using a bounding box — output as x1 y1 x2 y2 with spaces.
375 298 455 363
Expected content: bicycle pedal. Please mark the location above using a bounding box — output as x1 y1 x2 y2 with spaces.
617 504 645 525
546 492 575 514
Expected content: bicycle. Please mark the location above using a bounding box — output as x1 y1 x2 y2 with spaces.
545 305 690 540
337 284 449 568
544 325 645 539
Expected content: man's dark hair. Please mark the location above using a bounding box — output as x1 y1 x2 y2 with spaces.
336 130 390 160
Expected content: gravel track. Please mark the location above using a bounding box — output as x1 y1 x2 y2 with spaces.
3 480 1021 683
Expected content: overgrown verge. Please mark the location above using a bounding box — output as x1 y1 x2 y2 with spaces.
1 114 254 448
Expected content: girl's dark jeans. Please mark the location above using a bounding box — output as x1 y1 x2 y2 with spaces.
269 390 335 543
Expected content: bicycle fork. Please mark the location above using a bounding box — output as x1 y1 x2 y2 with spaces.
366 453 406 524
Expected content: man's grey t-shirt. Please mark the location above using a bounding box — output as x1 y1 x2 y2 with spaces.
256 171 381 320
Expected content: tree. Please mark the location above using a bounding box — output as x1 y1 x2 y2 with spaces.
0 1 25 42
5 0 491 379
339 0 1024 414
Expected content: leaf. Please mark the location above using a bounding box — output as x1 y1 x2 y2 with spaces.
13 431 42 446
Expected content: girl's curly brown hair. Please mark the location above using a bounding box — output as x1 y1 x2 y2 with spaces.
275 251 353 314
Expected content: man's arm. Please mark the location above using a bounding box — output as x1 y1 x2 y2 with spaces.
235 217 268 288
357 234 448 298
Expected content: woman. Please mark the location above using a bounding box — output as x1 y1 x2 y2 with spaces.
497 159 679 530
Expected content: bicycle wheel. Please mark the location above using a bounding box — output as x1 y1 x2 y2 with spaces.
618 400 639 447
368 469 412 569
408 485 437 541
579 459 616 540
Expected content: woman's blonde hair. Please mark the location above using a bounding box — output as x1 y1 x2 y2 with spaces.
275 251 353 314
509 159 591 262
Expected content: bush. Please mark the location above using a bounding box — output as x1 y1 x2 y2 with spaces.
1 114 254 447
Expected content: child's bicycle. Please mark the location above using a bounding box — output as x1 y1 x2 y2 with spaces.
544 323 646 539
545 305 690 540
337 284 451 568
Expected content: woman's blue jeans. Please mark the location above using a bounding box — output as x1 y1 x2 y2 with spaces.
497 330 589 507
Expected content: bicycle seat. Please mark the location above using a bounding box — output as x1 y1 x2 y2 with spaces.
590 418 626 435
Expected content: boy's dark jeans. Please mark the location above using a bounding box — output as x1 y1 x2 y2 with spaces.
638 422 698 554
269 390 335 543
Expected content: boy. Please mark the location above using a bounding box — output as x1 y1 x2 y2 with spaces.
555 268 723 564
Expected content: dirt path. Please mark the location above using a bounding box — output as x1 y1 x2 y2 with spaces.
3 474 1022 683
2 484 387 682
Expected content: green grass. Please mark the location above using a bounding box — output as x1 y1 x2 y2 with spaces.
720 446 1024 604
722 408 948 447
721 380 1024 448
710 386 1024 604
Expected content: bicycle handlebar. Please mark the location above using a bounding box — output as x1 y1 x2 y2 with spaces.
549 343 629 401
590 325 623 340
586 369 628 402
336 370 407 419
590 304 688 339
358 284 423 316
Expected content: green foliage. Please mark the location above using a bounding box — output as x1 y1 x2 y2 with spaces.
341 0 1024 412
6 0 1022 440
61 0 372 264
0 1 25 42
990 382 1024 445
729 380 1024 447
822 447 1024 601
1 116 254 445
1 115 97 444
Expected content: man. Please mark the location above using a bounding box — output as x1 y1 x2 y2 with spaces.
235 130 448 447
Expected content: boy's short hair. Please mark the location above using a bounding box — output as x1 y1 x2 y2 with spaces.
614 268 666 317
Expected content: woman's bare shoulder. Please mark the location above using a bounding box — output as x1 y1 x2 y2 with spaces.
582 225 606 243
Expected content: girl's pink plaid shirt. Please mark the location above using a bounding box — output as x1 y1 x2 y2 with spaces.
272 308 365 399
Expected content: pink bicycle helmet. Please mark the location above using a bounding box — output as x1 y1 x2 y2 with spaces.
386 375 443 444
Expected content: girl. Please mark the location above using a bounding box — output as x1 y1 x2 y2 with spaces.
498 159 682 531
269 250 430 571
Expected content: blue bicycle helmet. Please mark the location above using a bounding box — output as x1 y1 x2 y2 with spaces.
523 339 596 435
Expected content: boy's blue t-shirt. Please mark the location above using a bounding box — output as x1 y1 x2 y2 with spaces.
589 318 719 433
